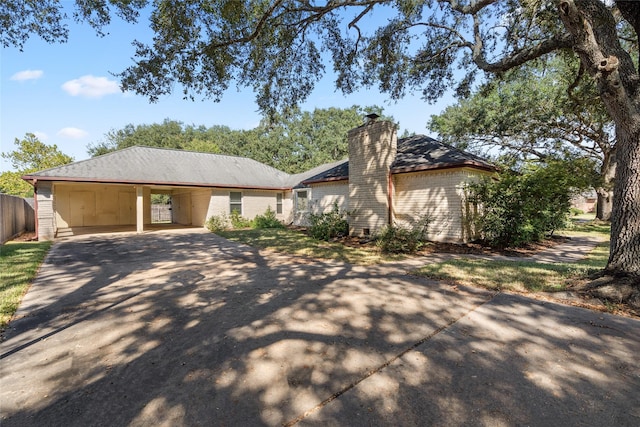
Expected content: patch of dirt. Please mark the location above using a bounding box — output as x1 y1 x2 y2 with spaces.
331 234 571 257
9 232 38 242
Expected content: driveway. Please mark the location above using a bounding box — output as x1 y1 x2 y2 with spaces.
1 229 639 426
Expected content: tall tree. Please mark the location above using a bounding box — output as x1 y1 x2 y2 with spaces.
87 119 221 156
0 133 74 197
2 0 639 282
429 58 616 220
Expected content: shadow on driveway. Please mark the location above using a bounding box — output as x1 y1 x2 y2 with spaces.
1 229 638 426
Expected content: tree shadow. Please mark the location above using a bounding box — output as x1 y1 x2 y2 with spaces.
1 229 638 426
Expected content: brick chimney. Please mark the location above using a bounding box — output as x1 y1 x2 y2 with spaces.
348 119 397 236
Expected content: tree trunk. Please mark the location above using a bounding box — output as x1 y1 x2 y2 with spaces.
596 188 613 221
596 147 615 221
605 126 640 276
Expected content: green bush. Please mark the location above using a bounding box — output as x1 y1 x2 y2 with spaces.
205 213 229 233
375 215 432 253
570 207 584 216
253 206 285 229
466 160 591 248
307 202 349 241
230 210 253 229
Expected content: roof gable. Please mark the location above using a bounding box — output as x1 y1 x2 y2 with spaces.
24 146 291 189
391 135 496 173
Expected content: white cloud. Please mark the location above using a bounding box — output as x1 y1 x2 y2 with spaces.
33 131 49 141
11 69 44 81
61 75 120 98
57 127 89 139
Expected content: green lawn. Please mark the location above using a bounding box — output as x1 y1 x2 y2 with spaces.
217 220 611 295
217 228 402 265
413 239 610 294
0 241 52 330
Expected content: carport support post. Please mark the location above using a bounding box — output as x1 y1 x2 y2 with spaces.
136 186 144 233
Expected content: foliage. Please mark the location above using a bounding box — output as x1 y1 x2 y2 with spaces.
428 56 615 220
87 119 223 157
205 213 230 233
0 133 74 197
253 207 284 229
306 203 349 241
0 241 52 330
150 194 170 204
87 106 383 174
467 160 593 248
375 215 432 254
229 210 252 229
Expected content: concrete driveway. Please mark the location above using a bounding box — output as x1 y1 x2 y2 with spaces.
1 228 639 426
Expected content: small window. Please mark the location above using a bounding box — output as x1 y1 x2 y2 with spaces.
230 192 242 215
296 190 308 211
276 193 283 214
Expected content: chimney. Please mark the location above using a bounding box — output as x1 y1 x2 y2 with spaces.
347 119 397 236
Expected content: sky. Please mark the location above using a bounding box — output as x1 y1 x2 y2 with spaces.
0 7 457 173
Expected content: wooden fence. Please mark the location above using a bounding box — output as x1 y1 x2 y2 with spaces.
1 194 35 244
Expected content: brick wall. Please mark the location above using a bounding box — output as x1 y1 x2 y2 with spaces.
348 120 397 236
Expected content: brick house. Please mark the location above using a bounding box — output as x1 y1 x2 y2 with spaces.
23 119 496 242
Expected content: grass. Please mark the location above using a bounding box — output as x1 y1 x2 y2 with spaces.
217 228 401 265
414 241 610 293
0 241 52 330
218 219 613 295
560 217 611 238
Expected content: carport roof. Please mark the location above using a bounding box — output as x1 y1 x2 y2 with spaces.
23 146 292 189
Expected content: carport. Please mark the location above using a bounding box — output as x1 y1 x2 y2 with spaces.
39 181 213 238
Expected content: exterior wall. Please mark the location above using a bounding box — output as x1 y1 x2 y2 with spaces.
282 190 294 224
309 181 349 214
392 168 491 242
36 181 55 241
0 194 35 244
171 189 192 225
348 120 397 236
203 189 288 224
53 183 138 228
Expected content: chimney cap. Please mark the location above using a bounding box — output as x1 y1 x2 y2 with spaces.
365 113 380 122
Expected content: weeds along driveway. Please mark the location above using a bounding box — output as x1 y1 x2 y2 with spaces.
1 228 639 426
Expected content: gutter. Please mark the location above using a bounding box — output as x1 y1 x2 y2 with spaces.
20 175 292 191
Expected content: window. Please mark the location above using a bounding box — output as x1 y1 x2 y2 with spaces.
276 193 283 214
230 192 242 215
296 190 308 211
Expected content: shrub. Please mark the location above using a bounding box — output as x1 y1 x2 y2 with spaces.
253 206 285 229
375 214 432 253
205 213 229 233
570 207 584 216
466 160 591 248
307 202 349 241
229 210 253 229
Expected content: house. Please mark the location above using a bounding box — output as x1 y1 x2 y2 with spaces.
23 119 496 242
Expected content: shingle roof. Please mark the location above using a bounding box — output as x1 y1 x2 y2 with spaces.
391 135 496 173
301 135 496 185
23 137 495 190
289 159 349 188
23 146 291 189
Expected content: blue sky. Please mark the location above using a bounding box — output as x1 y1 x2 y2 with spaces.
0 8 456 173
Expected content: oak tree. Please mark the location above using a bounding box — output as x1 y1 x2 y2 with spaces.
429 58 616 220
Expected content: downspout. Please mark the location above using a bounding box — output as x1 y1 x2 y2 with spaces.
33 179 38 239
387 171 393 225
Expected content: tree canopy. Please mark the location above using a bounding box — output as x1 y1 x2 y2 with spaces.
2 0 640 281
0 133 74 197
87 106 385 173
429 57 616 219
